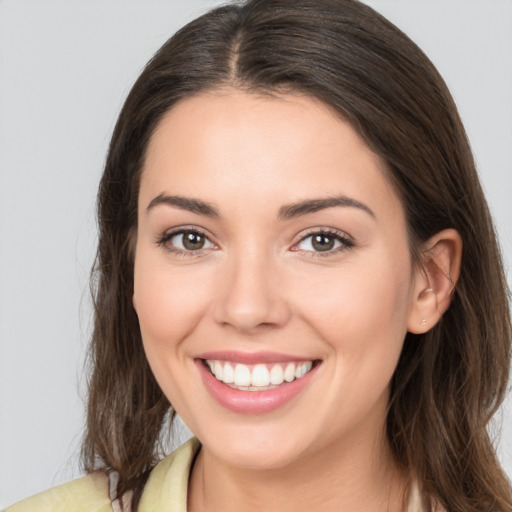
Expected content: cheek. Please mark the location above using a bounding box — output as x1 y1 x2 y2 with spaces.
292 253 413 372
291 256 413 434
132 251 217 415
297 268 410 330
133 251 212 358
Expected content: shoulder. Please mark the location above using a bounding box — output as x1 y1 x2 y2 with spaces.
3 472 111 512
3 438 201 512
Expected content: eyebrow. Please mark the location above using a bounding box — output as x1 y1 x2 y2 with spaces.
146 193 375 220
278 196 376 220
146 193 220 217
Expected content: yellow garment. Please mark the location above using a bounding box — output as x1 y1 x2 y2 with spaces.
138 437 199 512
4 437 425 511
3 438 199 512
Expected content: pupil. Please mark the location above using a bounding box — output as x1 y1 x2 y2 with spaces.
183 232 204 250
312 234 334 251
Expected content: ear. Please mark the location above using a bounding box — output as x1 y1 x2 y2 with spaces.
407 229 462 334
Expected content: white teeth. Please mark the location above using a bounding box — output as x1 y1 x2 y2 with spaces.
284 362 295 382
214 361 223 380
270 364 284 385
251 364 270 387
205 359 315 390
234 364 251 386
222 362 234 383
295 361 313 379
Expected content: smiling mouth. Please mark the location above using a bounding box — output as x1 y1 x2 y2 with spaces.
203 359 316 391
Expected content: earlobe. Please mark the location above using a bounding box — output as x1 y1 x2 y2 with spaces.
407 229 462 334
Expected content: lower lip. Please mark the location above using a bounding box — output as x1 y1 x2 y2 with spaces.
196 360 319 414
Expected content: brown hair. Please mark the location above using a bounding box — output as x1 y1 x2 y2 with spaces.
82 1 512 510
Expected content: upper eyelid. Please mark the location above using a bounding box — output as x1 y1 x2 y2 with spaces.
294 227 353 243
158 225 213 240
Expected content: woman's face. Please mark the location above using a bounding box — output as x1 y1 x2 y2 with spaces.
133 90 422 470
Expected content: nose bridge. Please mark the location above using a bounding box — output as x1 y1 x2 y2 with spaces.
213 240 290 332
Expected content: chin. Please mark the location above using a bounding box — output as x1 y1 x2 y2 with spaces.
193 419 316 471
213 442 302 471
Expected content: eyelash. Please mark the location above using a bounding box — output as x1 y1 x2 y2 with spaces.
155 226 215 258
155 227 354 258
291 228 354 258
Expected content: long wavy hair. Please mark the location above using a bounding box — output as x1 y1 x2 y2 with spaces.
81 1 512 510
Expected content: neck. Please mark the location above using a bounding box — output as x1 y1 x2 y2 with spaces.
188 424 409 512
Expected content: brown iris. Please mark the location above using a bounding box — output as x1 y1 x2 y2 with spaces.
182 232 206 250
311 234 336 252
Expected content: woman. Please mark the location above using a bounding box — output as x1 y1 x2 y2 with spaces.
5 0 511 511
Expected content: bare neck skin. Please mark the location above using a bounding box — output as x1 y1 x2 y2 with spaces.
187 409 408 512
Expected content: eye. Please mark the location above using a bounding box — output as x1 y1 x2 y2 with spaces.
293 229 354 255
172 231 213 251
156 228 216 254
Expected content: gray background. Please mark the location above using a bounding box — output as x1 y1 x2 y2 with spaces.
1 0 511 507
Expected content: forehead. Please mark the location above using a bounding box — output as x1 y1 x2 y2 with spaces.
140 90 404 226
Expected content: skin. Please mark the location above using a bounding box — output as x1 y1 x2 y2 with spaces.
133 90 460 511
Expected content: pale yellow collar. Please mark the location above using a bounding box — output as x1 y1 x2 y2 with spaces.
139 437 200 512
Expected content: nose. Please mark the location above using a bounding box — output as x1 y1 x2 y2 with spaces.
212 249 291 334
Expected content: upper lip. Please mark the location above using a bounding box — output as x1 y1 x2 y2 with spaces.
196 350 316 365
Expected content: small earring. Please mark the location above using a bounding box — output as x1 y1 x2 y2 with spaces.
420 319 427 325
